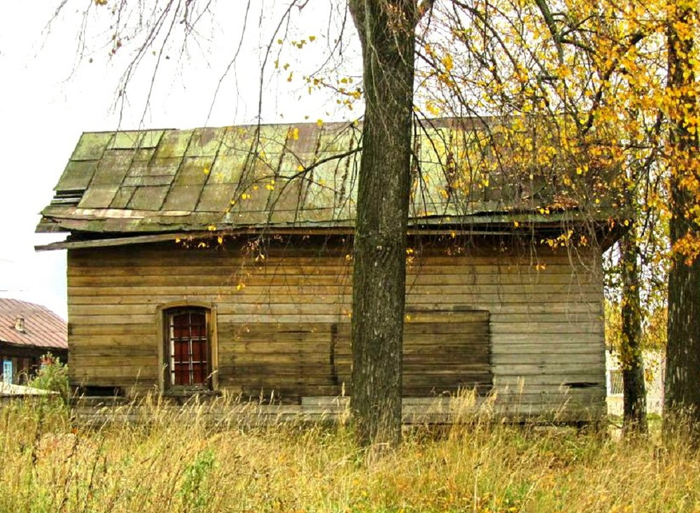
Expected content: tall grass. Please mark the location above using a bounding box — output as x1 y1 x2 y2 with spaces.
1 396 699 512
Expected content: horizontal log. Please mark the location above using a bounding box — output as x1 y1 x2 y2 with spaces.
66 299 601 322
69 266 600 286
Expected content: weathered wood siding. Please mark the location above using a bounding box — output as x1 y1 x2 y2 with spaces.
67 239 605 418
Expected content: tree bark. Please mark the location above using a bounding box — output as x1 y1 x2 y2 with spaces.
618 232 648 434
348 0 417 447
664 2 700 441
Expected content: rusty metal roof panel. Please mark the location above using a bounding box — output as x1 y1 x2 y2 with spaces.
78 185 119 209
109 186 136 208
146 157 182 177
196 183 238 213
108 131 143 150
54 160 97 191
71 132 112 161
38 120 622 237
153 129 194 159
127 185 170 211
175 156 215 186
162 184 204 212
89 150 133 186
140 130 164 149
186 127 225 157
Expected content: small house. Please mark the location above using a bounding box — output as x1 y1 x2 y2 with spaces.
0 298 68 384
36 119 625 420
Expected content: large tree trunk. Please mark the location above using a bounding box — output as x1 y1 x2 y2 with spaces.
664 3 700 440
618 232 648 434
348 0 417 447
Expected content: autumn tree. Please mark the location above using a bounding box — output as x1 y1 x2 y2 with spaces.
417 0 672 433
664 0 700 439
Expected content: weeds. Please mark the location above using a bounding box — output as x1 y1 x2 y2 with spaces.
0 397 699 512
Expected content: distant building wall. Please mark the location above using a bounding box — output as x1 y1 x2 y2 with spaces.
606 350 665 416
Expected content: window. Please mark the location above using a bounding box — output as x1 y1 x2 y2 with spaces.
608 369 623 395
164 307 212 389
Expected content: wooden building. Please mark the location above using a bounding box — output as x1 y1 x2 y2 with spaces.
36 120 625 420
0 298 68 385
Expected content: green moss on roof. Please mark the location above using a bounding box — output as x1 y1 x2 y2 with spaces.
37 120 624 235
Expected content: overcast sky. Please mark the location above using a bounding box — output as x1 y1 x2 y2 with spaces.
0 1 359 319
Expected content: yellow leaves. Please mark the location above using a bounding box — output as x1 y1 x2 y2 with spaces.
316 119 324 128
203 167 210 175
289 127 299 140
94 0 108 4
441 53 454 72
235 282 246 291
426 101 441 116
297 165 304 172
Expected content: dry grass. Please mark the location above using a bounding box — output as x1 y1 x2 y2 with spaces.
1 397 699 512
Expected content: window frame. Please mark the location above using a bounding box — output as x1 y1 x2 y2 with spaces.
157 302 218 393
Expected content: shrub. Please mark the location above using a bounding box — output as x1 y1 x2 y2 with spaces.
29 353 70 402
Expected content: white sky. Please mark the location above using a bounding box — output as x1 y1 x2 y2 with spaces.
0 1 360 320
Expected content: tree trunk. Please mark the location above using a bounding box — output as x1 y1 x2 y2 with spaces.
664 3 700 440
618 233 648 434
348 0 417 447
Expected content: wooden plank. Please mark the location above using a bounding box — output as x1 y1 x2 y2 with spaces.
490 322 602 335
68 324 155 336
67 276 601 298
493 363 602 375
492 353 603 365
491 333 602 344
491 343 604 354
68 287 600 305
493 374 603 386
70 355 157 368
69 266 599 286
69 245 596 265
67 296 600 316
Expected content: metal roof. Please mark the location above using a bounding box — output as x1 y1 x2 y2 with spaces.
37 119 622 239
0 299 67 351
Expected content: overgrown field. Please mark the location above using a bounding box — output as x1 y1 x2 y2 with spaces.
1 398 699 512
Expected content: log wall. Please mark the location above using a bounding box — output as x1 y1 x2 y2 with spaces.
67 238 605 419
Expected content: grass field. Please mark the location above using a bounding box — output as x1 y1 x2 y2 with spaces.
1 397 699 512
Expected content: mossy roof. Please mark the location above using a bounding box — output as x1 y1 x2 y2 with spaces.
37 119 622 239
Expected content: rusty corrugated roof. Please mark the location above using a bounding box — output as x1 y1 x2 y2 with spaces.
37 119 620 236
0 299 67 350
